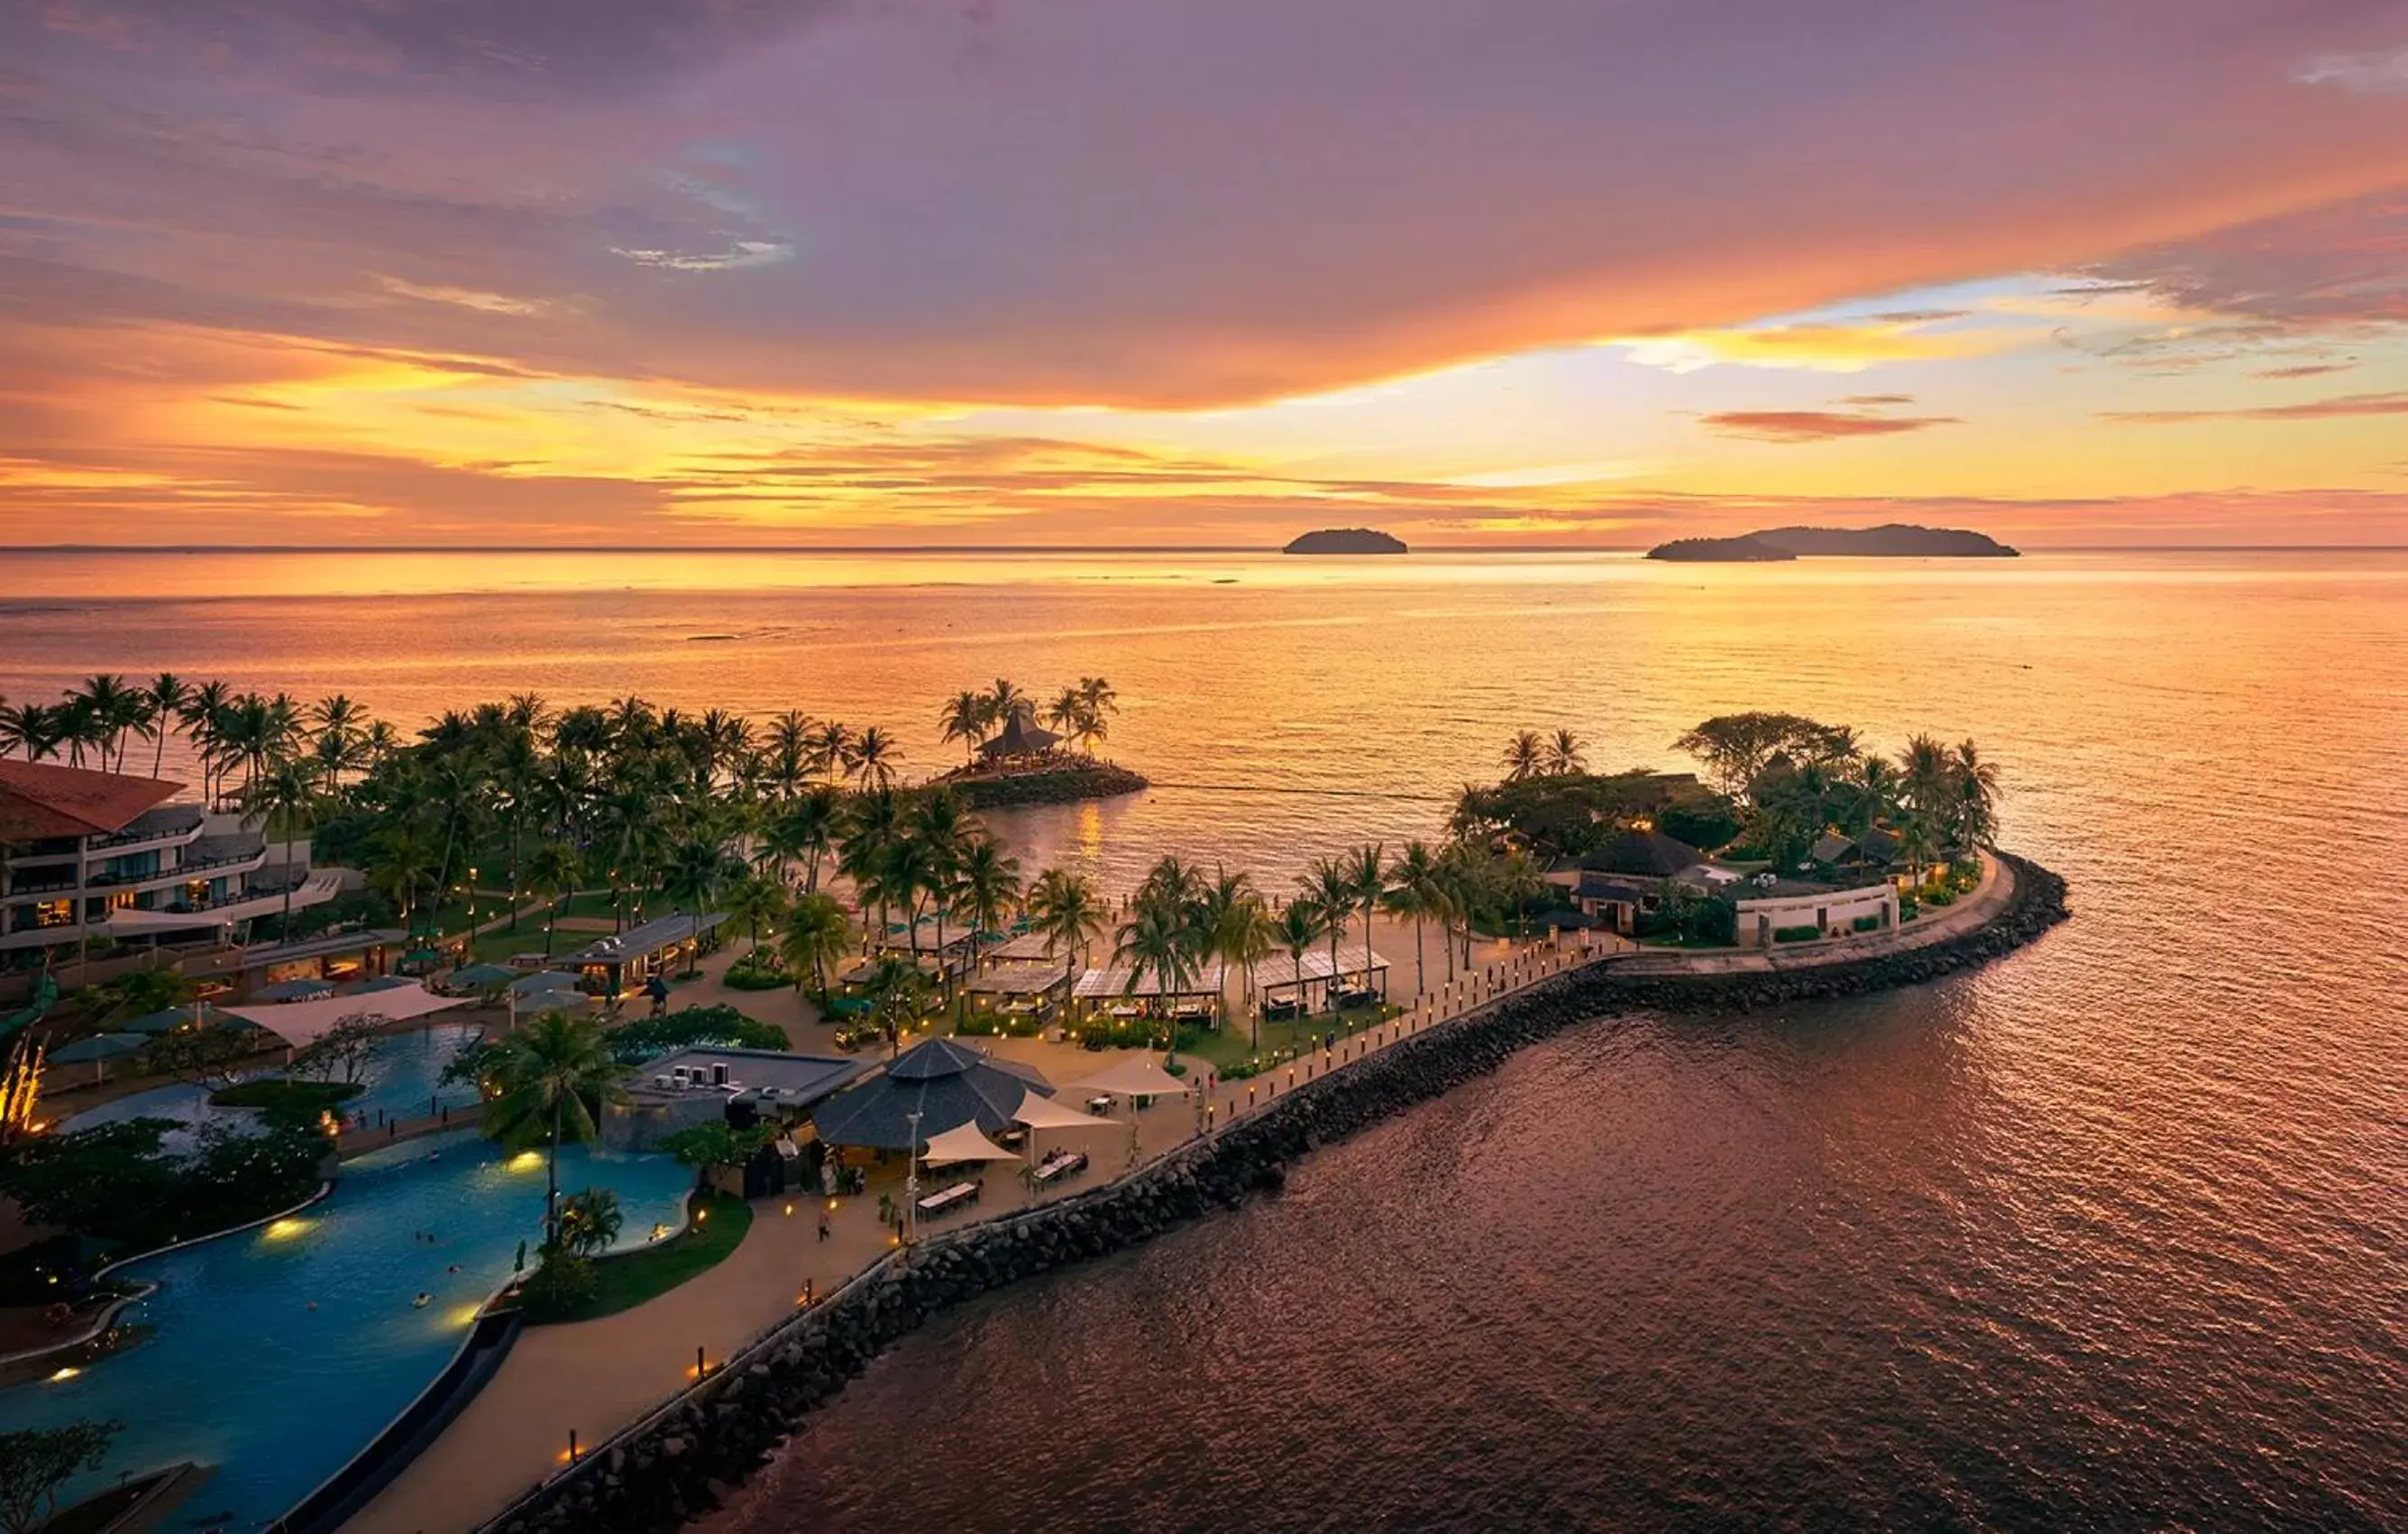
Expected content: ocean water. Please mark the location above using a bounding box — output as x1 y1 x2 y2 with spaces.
9 547 2408 1528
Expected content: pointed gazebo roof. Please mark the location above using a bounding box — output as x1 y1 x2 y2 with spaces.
978 706 1061 759
810 1037 1056 1150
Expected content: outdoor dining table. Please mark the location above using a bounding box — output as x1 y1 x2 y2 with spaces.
1032 1150 1088 1186
1085 1094 1115 1116
917 1180 981 1217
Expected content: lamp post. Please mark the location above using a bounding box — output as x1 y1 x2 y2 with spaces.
903 1109 921 1245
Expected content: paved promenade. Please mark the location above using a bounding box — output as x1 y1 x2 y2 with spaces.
343 857 2012 1534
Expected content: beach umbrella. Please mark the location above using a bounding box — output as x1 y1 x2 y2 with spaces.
348 975 419 994
508 970 583 996
253 978 335 1003
1067 1055 1192 1098
446 962 520 989
517 988 589 1016
121 1002 230 1035
51 1032 147 1082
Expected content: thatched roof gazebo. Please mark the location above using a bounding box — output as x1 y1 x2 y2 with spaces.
977 705 1061 762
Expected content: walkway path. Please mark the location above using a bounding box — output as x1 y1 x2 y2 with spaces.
344 858 2010 1534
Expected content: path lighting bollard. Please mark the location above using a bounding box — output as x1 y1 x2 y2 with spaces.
568 1428 578 1463
696 1345 707 1379
1249 1084 1258 1107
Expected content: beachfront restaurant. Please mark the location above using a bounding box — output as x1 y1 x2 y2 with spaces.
1250 948 1391 1019
870 915 980 980
565 912 727 997
606 1047 866 1195
808 1037 1058 1208
1072 960 1229 1032
186 926 409 1000
963 964 1070 1024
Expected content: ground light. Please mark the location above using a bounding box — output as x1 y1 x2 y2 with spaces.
263 1217 309 1241
48 1367 79 1382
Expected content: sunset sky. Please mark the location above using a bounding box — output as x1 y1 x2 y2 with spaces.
5 1 2408 548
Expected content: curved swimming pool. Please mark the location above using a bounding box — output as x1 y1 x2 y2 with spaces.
0 1129 695 1530
63 1023 487 1146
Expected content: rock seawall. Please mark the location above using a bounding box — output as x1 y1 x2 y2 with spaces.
486 853 2069 1534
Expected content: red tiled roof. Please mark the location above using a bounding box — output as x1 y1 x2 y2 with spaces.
0 760 187 841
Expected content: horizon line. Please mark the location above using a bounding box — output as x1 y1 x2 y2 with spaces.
8 541 2408 556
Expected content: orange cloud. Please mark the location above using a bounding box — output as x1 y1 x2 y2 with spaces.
1699 409 1961 443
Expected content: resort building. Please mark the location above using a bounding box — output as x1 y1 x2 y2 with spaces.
1731 877 1900 948
1544 828 1708 935
607 1046 865 1169
564 912 727 997
0 759 332 969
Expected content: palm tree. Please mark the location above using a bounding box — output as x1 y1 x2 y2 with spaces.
1346 842 1385 998
778 893 853 1000
1302 858 1357 1015
954 839 1022 967
144 674 189 778
838 788 904 933
1026 867 1107 999
77 675 144 771
1219 893 1278 1050
240 758 322 938
1950 739 2002 849
481 1010 627 1249
1383 841 1447 997
939 690 989 767
554 1187 624 1258
526 840 582 960
179 680 231 802
910 789 974 988
660 839 743 976
848 726 901 790
986 678 1026 728
859 953 929 1056
772 785 842 892
1544 728 1587 776
805 720 853 782
722 873 791 955
1501 730 1544 783
1112 902 1199 1055
1275 898 1328 1026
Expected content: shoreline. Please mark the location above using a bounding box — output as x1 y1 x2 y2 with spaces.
480 851 2070 1534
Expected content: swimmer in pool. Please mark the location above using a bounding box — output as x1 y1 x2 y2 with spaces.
412 1292 432 1309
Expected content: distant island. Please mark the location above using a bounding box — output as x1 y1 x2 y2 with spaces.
1648 523 2018 561
1284 528 1407 555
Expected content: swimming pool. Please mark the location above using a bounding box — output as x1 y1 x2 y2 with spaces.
64 1023 485 1146
0 1129 696 1530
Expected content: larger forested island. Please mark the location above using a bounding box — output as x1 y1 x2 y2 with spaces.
1648 523 2019 561
1284 528 1407 554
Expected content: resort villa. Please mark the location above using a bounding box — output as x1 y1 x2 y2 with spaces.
0 758 335 975
608 1046 865 1175
1545 825 1902 947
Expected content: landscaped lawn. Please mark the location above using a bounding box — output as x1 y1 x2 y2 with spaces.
1178 1003 1402 1076
531 1190 752 1325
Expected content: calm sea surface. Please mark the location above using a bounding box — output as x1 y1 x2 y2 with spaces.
9 548 2408 1528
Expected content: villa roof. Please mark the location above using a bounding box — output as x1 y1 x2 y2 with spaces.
630 1047 865 1108
1575 873 1657 904
1587 829 1704 878
1808 831 1856 865
0 760 185 841
1073 960 1229 999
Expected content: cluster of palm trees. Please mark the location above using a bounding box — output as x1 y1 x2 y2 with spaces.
1742 730 2001 878
1500 728 1589 781
938 676 1117 766
0 675 398 806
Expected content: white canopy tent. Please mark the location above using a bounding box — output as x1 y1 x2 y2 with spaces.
1012 1088 1112 1130
224 979 470 1047
918 1120 1024 1165
1068 1055 1194 1098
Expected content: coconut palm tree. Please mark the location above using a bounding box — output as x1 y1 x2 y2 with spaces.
660 838 744 976
526 840 582 960
554 1187 623 1258
1383 840 1448 997
770 785 842 893
481 1010 627 1249
723 873 791 955
1112 902 1200 1054
1274 897 1328 1025
1544 729 1587 776
240 758 323 937
1301 857 1357 1014
144 674 189 778
179 680 231 802
847 726 901 790
805 720 853 782
1501 730 1544 783
858 953 929 1056
954 839 1022 968
939 690 989 767
1216 889 1279 1049
1346 842 1385 997
1026 867 1107 998
1950 739 2002 848
778 893 853 1000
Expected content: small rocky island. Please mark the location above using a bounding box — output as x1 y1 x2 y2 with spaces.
1284 528 1407 555
1649 523 2018 561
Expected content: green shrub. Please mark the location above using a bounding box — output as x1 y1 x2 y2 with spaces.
721 961 789 992
517 1253 597 1319
606 1005 786 1062
1925 889 1956 907
1851 914 1883 933
1772 924 1822 943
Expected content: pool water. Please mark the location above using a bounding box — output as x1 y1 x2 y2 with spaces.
64 1024 485 1146
0 1129 696 1531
